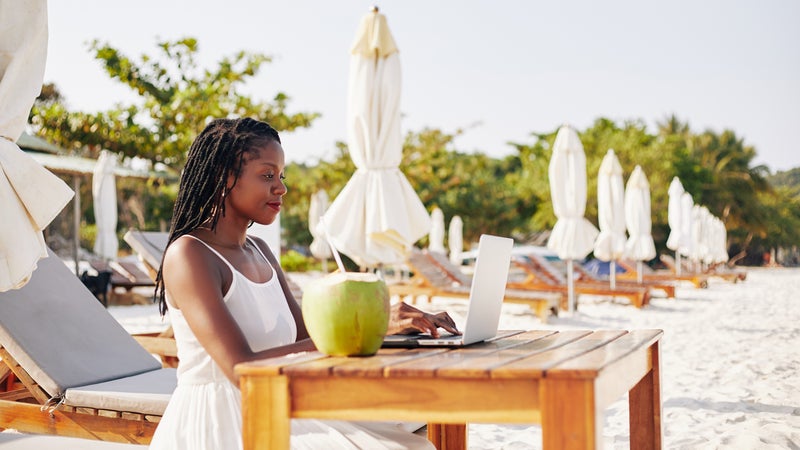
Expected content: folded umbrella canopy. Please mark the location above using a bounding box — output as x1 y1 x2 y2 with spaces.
428 207 446 254
711 216 729 264
92 150 118 260
678 191 696 271
593 149 626 288
448 215 463 266
624 165 656 283
546 124 599 312
324 8 430 268
0 0 73 291
666 177 687 275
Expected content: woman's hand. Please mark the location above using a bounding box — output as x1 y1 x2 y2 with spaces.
387 302 461 338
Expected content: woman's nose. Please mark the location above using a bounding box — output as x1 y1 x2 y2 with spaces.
274 179 287 195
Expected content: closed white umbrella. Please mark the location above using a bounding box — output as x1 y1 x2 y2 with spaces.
690 204 706 269
547 124 599 312
704 212 720 266
92 150 118 260
666 177 686 275
624 165 656 283
308 190 332 271
323 7 430 268
678 191 695 273
448 215 463 266
698 206 715 267
428 207 446 254
0 0 73 291
712 217 729 264
593 149 626 289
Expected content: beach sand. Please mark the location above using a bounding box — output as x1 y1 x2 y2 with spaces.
109 267 800 449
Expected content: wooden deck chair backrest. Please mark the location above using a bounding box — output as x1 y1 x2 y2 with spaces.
406 248 465 289
424 250 472 286
520 254 564 286
0 249 163 402
123 230 168 279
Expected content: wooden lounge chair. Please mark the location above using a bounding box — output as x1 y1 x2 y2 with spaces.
508 254 651 309
659 254 746 283
0 249 177 444
617 258 711 289
389 248 562 321
572 260 677 298
89 259 156 294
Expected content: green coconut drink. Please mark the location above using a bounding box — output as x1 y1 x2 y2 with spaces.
301 272 390 356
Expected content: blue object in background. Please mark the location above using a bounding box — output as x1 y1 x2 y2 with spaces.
582 258 628 276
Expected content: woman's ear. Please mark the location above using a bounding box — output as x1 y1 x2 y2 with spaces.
225 172 236 191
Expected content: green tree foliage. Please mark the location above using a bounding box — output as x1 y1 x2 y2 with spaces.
402 128 533 245
28 38 319 250
507 116 787 261
29 38 319 169
280 116 792 265
29 36 796 264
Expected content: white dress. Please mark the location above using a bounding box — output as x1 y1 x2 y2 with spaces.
149 236 433 450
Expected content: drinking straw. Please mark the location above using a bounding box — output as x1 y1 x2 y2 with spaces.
319 216 346 273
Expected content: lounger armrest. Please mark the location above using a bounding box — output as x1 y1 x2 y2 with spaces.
132 336 177 359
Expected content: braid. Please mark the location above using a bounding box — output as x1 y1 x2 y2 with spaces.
154 118 281 315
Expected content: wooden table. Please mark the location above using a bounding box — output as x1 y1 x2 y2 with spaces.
236 329 662 450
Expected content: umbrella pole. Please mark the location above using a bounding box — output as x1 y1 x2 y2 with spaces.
676 251 682 276
610 260 616 289
567 259 576 313
637 260 643 284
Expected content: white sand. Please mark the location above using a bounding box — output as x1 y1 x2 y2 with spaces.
108 268 800 449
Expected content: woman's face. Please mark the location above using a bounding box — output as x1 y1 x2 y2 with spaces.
225 140 287 226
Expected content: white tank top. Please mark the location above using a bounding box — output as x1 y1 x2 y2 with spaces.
166 235 297 385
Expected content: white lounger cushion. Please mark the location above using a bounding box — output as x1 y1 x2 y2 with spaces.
0 432 144 449
64 367 176 416
0 250 163 398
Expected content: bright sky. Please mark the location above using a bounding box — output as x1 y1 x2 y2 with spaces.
45 0 800 172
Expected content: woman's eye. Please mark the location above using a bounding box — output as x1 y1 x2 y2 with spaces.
264 173 286 181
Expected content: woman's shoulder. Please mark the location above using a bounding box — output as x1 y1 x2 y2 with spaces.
246 235 275 258
164 234 220 271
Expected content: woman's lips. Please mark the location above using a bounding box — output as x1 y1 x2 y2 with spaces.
267 202 281 212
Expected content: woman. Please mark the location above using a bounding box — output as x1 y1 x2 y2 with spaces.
149 118 457 449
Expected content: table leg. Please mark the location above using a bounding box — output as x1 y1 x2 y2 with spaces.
541 378 599 450
241 375 290 450
629 341 662 449
427 423 467 450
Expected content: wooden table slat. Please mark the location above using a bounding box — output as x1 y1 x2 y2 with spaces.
490 330 629 378
331 348 451 377
436 330 594 378
235 351 326 376
546 329 663 379
384 330 559 378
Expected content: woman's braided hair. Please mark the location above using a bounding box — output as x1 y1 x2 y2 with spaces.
154 117 280 315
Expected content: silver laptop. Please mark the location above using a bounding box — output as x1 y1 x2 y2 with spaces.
382 234 514 348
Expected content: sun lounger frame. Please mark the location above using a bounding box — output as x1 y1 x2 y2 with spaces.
0 250 176 444
389 248 562 321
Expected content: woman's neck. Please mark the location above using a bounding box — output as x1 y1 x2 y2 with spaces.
196 221 248 250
